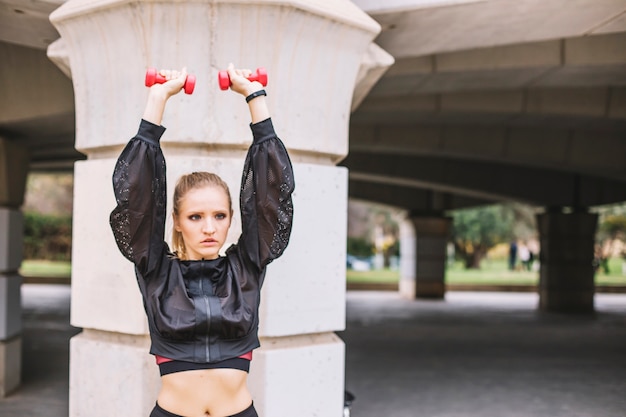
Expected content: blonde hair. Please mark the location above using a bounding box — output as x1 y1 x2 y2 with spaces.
172 172 232 260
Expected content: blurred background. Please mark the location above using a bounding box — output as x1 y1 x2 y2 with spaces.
20 172 626 289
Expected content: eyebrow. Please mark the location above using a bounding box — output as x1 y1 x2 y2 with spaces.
184 209 230 215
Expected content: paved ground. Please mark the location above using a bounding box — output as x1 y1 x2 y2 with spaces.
1 285 625 417
340 291 626 417
0 284 78 416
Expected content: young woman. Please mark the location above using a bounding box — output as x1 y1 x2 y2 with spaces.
109 65 295 417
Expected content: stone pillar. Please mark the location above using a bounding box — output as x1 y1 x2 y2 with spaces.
536 209 597 313
0 138 29 397
399 214 451 299
48 1 381 416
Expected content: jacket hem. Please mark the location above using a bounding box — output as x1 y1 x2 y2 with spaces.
149 332 261 364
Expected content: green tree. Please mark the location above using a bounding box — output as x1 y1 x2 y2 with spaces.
598 214 626 241
452 204 518 269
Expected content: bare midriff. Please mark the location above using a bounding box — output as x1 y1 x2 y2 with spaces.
157 368 252 417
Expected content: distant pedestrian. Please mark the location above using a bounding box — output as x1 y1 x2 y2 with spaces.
519 242 531 271
508 240 518 270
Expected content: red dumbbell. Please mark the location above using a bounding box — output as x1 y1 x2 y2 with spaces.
145 68 196 94
218 67 268 91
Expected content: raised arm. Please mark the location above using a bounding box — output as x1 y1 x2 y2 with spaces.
227 64 295 269
109 69 187 275
226 63 269 123
143 68 188 125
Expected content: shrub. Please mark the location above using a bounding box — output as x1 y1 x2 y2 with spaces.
347 237 374 257
23 212 72 261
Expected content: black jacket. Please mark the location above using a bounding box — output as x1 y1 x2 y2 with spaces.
109 118 294 363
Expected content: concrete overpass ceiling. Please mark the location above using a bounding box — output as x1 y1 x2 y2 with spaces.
357 0 626 57
352 0 487 14
0 0 63 49
1 0 80 172
0 42 78 170
1 112 80 171
342 151 626 208
366 35 626 95
354 32 626 130
349 177 495 211
353 87 626 128
349 122 626 180
346 0 626 210
1 0 624 203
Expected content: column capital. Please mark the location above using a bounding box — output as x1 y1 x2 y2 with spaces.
405 212 452 237
49 0 382 162
53 2 381 415
536 210 598 236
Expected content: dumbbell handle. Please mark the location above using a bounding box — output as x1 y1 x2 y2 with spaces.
218 67 268 91
145 68 196 95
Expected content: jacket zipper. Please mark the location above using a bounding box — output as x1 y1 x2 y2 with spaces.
200 260 211 362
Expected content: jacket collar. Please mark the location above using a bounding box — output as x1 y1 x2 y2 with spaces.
180 257 226 282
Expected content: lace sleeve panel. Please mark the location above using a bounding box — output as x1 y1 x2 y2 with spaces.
237 118 295 270
109 120 168 276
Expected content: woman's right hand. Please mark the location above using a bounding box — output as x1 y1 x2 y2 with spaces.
143 67 188 125
149 68 188 99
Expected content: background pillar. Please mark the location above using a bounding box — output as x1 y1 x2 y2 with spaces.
0 138 29 397
48 1 382 416
537 209 597 313
399 213 451 299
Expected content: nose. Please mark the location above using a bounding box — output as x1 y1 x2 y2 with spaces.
202 218 216 234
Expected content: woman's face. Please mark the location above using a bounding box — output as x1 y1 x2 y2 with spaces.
174 185 232 260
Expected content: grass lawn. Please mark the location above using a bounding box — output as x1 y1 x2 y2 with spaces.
346 268 400 284
20 259 71 277
347 257 626 287
447 260 538 285
20 258 626 287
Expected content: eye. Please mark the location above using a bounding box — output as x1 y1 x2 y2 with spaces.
215 213 228 220
189 214 201 221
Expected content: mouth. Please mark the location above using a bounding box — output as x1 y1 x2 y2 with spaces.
201 239 218 245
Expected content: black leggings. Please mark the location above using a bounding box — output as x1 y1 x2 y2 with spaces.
150 402 258 417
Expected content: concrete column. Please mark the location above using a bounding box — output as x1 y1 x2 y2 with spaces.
536 210 597 313
399 214 451 299
48 1 382 416
0 138 29 397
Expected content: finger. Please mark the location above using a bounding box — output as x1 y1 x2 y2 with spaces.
177 68 187 82
227 64 239 80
